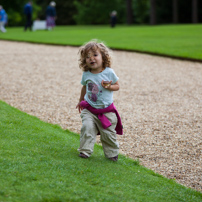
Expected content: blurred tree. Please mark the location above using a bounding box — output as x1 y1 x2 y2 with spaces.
150 0 200 24
56 1 76 24
192 0 198 23
156 0 172 24
150 0 156 25
178 0 192 23
172 0 178 23
199 0 202 22
73 0 126 25
132 0 149 24
126 0 133 24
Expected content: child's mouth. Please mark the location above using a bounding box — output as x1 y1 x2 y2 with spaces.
90 62 95 65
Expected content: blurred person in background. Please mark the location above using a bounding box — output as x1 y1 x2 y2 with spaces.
24 1 33 31
46 1 57 30
0 5 7 33
110 10 117 28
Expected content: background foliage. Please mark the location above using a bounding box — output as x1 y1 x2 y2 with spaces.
1 0 202 26
73 0 126 25
132 0 150 24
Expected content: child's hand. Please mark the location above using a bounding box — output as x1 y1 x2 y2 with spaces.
76 102 83 113
101 80 112 89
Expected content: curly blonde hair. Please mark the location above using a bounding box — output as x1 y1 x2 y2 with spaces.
78 39 112 72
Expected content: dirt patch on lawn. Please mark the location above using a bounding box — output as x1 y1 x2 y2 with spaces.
0 41 202 191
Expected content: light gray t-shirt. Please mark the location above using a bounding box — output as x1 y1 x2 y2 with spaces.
81 67 119 109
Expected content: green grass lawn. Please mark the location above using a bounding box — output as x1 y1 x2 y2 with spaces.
1 100 202 202
0 24 202 61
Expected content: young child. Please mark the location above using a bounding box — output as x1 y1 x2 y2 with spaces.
76 40 123 161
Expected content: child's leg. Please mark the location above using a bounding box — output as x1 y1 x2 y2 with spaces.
98 113 119 159
78 109 98 157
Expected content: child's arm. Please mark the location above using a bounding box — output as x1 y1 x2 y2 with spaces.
101 80 119 91
76 85 86 113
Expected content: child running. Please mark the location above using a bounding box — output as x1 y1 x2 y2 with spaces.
76 39 123 161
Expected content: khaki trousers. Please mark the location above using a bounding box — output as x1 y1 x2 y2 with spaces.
78 109 119 158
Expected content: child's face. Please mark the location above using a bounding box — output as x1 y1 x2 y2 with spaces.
86 49 103 74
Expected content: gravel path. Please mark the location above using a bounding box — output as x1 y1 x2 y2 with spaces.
0 41 202 192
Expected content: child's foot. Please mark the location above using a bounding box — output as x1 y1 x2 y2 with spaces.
79 153 89 158
109 155 118 162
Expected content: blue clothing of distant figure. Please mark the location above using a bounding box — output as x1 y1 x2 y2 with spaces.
24 3 32 15
46 5 56 17
24 2 32 31
0 9 6 22
4 13 8 24
0 8 7 32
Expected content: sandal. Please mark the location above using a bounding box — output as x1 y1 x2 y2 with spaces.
109 155 118 162
79 153 89 158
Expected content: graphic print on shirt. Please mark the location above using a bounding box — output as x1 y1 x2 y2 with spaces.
87 82 102 102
